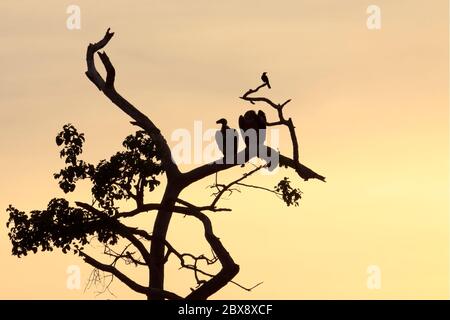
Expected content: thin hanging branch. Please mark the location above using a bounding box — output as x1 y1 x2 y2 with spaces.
79 251 182 300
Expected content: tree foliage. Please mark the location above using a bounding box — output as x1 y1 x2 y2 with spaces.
7 127 164 259
275 177 302 207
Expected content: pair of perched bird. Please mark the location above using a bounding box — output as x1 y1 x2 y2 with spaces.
215 109 267 162
215 73 271 164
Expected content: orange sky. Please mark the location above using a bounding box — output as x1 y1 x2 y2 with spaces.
0 0 448 299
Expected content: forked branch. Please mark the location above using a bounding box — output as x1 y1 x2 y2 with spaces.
241 82 300 164
85 28 180 180
179 202 240 300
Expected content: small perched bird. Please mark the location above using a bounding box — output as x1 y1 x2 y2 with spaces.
215 118 239 164
261 72 271 89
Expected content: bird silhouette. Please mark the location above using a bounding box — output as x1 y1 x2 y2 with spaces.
238 110 267 160
261 72 271 89
215 118 239 164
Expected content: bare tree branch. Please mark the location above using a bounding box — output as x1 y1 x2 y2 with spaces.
177 202 240 300
176 199 231 214
116 203 162 219
236 182 282 197
103 242 147 267
116 202 231 220
182 151 325 185
279 154 326 181
85 28 180 180
79 251 181 300
75 202 152 266
85 268 116 297
210 165 265 207
232 281 264 292
241 82 299 163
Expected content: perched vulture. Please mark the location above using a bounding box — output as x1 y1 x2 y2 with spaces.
238 110 267 159
215 118 239 164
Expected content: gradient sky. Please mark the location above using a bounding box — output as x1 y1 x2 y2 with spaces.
0 0 448 299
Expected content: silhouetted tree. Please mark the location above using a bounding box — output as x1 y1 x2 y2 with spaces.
6 29 325 300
